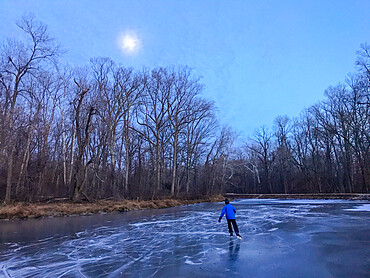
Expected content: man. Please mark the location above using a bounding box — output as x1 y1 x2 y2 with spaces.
219 199 242 239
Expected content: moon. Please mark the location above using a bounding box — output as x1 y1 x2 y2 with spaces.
118 31 141 55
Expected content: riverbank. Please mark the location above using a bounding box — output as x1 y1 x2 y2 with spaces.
2 193 368 220
0 195 224 220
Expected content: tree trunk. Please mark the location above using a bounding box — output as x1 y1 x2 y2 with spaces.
125 147 130 193
68 125 76 190
16 131 32 197
171 133 178 196
124 124 130 193
156 144 161 191
186 168 191 194
5 147 14 204
62 94 67 188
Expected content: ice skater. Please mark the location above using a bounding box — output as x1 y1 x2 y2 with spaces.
218 199 242 239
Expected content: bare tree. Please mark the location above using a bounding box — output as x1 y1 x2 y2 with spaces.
247 126 275 193
71 77 93 202
0 15 60 204
356 43 370 82
135 68 172 196
167 67 202 196
273 115 292 193
183 98 215 194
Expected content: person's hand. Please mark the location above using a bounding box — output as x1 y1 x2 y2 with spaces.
218 217 221 222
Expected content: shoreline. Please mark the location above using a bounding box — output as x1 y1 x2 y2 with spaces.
0 196 224 221
1 193 369 221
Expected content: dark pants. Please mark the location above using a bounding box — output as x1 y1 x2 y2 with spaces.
227 219 240 236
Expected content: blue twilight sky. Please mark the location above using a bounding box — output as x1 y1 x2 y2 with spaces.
1 0 369 137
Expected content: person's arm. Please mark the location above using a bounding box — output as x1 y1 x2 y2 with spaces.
219 207 226 222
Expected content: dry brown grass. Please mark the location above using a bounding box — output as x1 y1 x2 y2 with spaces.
0 195 224 220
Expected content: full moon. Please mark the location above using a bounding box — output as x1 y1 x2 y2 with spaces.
118 31 141 55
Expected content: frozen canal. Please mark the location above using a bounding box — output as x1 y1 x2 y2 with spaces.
0 199 369 277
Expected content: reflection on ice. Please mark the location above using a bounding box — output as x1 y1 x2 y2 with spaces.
0 199 369 277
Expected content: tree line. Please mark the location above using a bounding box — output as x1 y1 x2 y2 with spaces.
0 17 369 204
227 44 369 195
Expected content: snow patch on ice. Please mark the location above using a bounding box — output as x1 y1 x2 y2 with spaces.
214 248 228 254
184 256 202 265
130 218 189 227
268 228 278 232
184 259 202 265
345 204 370 212
75 231 85 237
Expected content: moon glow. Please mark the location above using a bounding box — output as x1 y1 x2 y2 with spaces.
118 31 141 55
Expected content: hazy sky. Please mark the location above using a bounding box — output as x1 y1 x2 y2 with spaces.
1 0 369 137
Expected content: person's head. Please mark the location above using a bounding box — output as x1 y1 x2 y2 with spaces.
225 198 229 205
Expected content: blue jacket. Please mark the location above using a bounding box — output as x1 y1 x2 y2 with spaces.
220 204 236 220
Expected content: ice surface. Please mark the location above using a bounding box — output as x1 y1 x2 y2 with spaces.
0 199 369 277
345 204 370 212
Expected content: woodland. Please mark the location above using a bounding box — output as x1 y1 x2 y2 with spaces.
0 16 369 204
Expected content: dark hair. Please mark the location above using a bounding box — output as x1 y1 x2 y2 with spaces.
225 199 229 204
